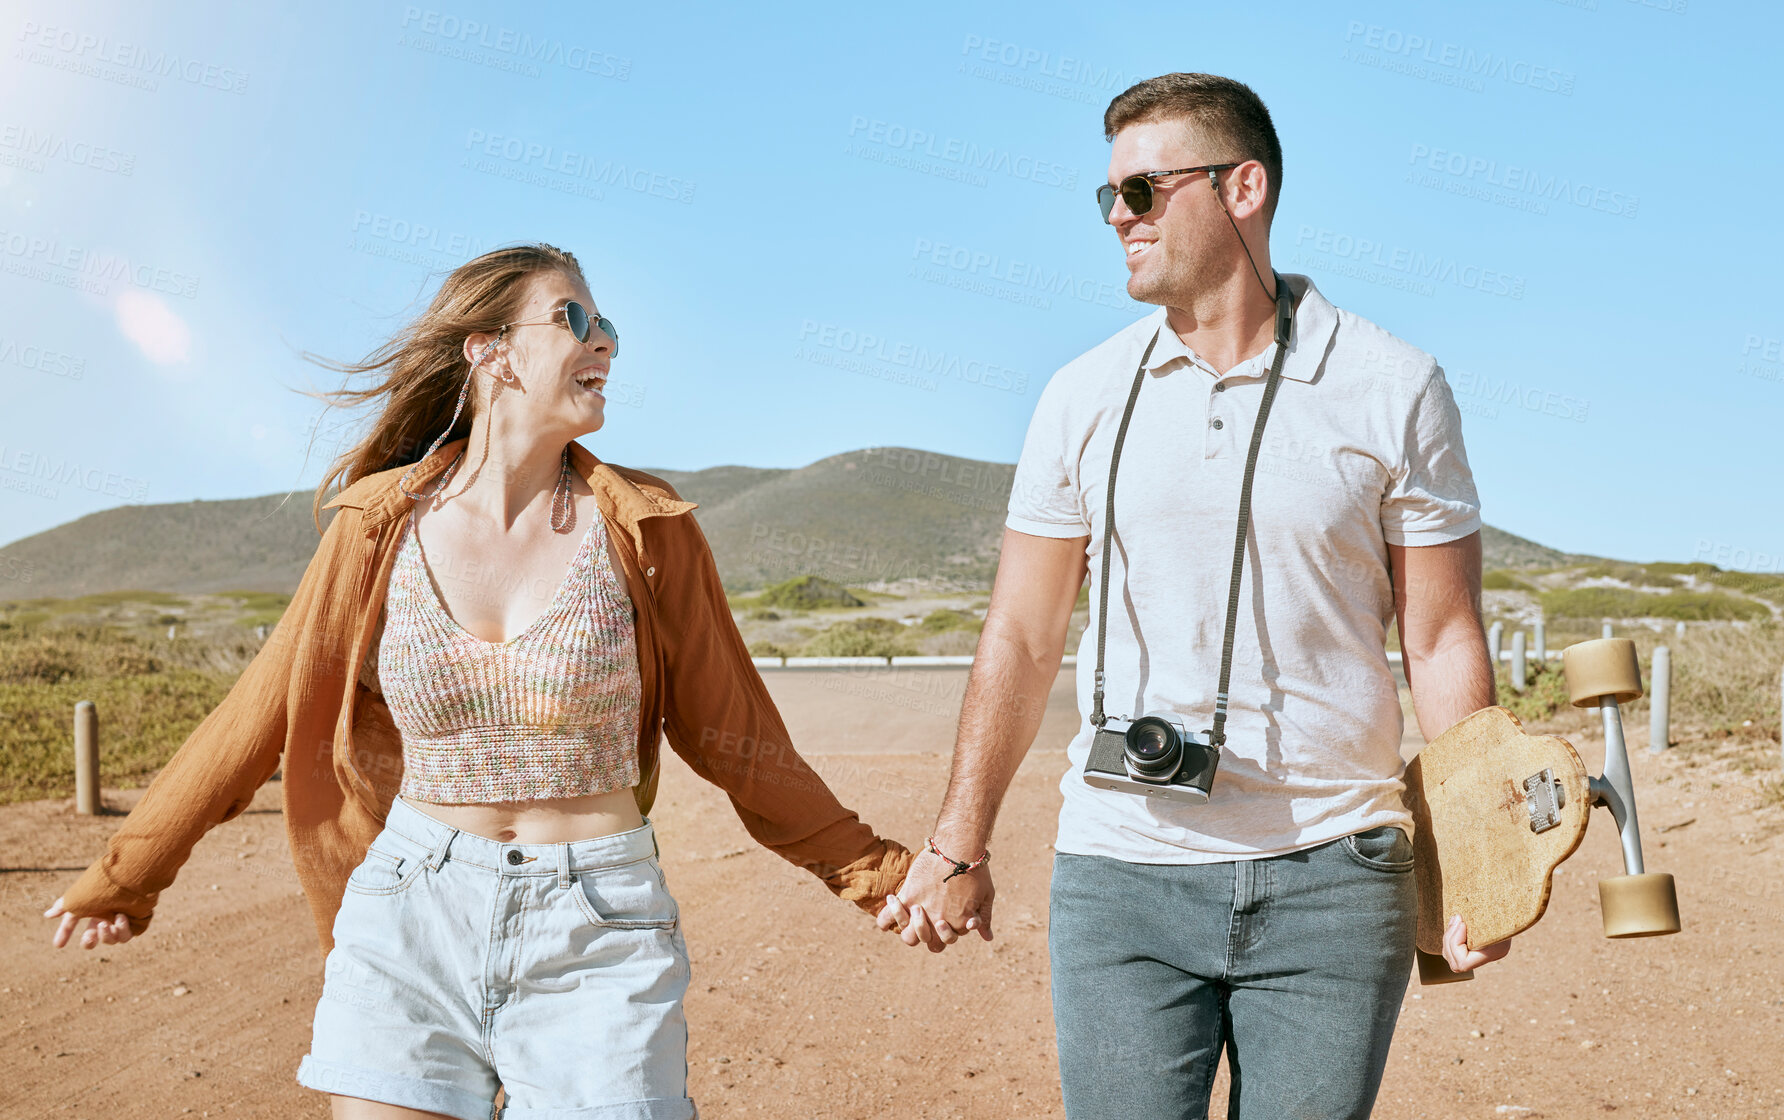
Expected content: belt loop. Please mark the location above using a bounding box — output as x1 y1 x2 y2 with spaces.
427 826 458 872
557 842 571 889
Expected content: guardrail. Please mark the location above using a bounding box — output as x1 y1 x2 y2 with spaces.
752 650 1540 671
754 655 1079 670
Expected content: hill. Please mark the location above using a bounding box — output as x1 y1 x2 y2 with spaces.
2 445 1597 599
0 492 325 600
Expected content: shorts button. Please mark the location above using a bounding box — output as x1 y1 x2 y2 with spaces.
506 850 524 866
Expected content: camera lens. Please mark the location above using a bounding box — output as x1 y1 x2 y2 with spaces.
1124 716 1182 778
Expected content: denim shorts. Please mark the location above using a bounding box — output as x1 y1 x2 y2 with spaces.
296 795 695 1120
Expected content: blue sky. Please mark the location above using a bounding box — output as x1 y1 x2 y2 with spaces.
2 0 1780 573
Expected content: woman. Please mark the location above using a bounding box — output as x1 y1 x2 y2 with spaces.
45 243 913 1119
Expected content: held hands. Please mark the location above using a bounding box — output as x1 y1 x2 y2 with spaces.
1443 914 1511 972
876 844 994 954
43 896 136 950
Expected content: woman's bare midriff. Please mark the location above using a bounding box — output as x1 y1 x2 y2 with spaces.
405 787 643 843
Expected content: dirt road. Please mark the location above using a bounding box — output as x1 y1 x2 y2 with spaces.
4 667 1777 1117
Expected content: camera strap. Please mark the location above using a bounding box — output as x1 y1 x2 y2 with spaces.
1090 273 1297 750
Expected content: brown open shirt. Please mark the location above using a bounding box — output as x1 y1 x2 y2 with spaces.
58 438 913 956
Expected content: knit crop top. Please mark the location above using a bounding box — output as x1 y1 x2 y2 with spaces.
373 506 644 804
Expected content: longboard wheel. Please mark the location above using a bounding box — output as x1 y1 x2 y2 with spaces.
1416 948 1474 985
1562 639 1644 707
1598 872 1681 938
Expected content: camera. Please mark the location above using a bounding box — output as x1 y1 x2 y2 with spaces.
1082 712 1219 803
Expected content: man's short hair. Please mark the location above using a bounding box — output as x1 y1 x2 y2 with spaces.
1104 73 1283 225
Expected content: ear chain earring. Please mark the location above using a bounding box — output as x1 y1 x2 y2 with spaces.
396 332 577 532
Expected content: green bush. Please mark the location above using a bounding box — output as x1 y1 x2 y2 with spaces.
1539 586 1769 622
746 640 788 659
1482 569 1535 592
1706 570 1784 605
918 608 982 633
0 630 164 684
751 576 865 611
1571 562 1679 589
797 617 915 658
219 590 293 615
0 668 236 804
1494 659 1572 724
1646 561 1717 577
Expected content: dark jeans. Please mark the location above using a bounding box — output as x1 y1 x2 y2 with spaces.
1049 827 1416 1120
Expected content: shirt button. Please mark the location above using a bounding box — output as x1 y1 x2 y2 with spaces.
506 850 524 866
646 566 656 577
1214 382 1226 392
1211 418 1225 430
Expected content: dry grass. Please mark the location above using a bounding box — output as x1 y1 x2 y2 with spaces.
0 612 268 805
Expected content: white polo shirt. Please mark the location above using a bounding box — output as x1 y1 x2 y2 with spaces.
1007 273 1480 864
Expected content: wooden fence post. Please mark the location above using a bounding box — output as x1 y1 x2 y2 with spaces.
1534 617 1546 662
1511 631 1527 692
1488 621 1503 667
1648 646 1671 754
74 701 99 815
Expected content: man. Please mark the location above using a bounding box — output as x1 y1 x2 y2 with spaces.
880 73 1505 1118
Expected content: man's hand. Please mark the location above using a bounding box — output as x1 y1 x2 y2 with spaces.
1443 914 1510 972
876 850 994 953
876 531 1080 955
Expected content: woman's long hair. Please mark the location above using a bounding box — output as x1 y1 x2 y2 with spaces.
305 243 585 530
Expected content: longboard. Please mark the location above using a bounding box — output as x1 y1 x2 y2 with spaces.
1404 705 1592 955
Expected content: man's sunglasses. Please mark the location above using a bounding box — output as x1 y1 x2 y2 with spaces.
504 300 618 358
1096 163 1239 223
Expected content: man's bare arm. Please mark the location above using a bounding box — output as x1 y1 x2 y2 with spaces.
1390 532 1495 742
934 530 1088 852
1391 530 1504 971
879 529 1086 950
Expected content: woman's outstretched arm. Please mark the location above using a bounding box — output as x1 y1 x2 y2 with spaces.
48 503 362 946
651 509 912 915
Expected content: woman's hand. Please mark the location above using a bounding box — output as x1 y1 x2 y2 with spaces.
44 897 136 950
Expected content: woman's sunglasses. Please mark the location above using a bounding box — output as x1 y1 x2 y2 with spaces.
504 300 619 357
1095 163 1239 224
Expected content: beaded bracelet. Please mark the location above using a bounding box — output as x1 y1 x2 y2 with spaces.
925 836 990 882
